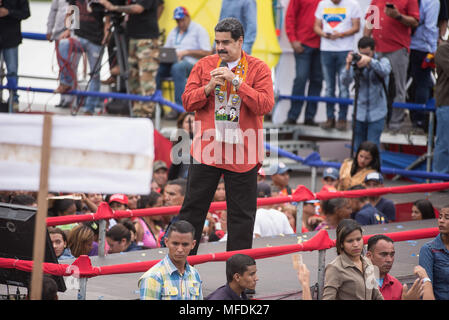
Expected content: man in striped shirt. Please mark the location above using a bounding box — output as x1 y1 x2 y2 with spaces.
138 220 203 300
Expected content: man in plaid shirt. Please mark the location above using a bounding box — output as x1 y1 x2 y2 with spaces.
138 220 203 300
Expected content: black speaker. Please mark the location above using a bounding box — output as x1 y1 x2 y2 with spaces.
0 202 66 292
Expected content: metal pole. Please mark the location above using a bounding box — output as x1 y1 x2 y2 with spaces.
317 249 326 300
296 201 303 234
426 111 435 184
155 102 161 131
98 219 107 257
77 277 88 300
311 166 317 193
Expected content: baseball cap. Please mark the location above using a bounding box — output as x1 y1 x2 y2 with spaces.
153 160 168 172
323 167 339 180
365 172 384 184
109 194 128 205
173 6 189 20
270 162 292 175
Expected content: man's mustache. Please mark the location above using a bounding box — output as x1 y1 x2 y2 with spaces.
217 50 228 54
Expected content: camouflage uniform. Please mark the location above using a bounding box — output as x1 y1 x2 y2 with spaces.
128 38 159 118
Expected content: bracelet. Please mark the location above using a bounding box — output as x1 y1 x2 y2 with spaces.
422 277 431 284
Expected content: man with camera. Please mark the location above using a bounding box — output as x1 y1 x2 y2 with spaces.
363 1 420 132
99 0 160 118
340 37 391 151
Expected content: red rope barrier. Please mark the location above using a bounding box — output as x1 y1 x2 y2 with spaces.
45 182 449 227
0 227 440 279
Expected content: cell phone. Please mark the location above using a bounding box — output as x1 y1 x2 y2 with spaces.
386 3 395 8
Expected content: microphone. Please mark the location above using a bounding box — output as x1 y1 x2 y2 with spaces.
215 60 227 95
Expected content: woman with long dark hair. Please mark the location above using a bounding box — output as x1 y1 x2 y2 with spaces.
323 219 383 300
338 141 381 190
411 199 436 220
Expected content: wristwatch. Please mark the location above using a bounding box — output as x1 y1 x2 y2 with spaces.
395 14 403 21
422 277 431 284
232 76 240 87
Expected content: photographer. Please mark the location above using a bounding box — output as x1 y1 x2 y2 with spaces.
99 0 160 118
340 37 391 151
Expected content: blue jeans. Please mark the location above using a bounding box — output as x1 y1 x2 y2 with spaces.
433 106 449 174
1 46 19 103
156 60 194 108
287 45 323 122
58 37 103 113
409 49 432 130
353 118 385 152
321 50 350 121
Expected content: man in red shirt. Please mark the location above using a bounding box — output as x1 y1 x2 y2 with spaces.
178 17 274 255
284 0 323 126
366 234 404 299
363 0 420 131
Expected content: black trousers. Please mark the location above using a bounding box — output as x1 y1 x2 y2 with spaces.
178 162 258 255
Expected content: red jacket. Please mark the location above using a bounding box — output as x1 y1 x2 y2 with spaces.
367 0 420 52
285 0 321 48
182 52 274 173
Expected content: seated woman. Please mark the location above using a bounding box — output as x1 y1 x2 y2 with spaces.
106 220 142 254
134 192 165 249
338 141 381 191
67 224 95 258
411 199 436 220
323 219 383 300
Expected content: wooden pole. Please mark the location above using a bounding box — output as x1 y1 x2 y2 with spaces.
30 114 53 300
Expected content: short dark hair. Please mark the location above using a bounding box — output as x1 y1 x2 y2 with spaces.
166 178 187 196
367 234 393 252
106 222 132 243
166 220 195 239
226 254 256 283
336 219 363 255
358 36 376 50
215 17 244 41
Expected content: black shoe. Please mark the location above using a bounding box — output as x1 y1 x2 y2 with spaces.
56 102 71 109
285 118 297 125
304 119 318 126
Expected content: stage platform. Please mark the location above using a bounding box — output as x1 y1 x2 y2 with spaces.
46 219 436 300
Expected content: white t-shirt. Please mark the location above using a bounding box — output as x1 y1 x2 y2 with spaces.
253 208 294 238
314 0 362 52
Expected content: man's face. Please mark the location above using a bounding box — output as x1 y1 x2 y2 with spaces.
359 46 374 58
176 16 190 32
438 208 449 235
323 177 338 187
272 172 290 188
50 233 66 257
364 180 382 189
235 264 258 291
163 184 185 206
165 231 196 266
215 31 243 62
110 201 126 211
367 240 395 276
153 168 168 188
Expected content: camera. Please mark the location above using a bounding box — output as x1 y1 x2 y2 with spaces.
351 53 362 64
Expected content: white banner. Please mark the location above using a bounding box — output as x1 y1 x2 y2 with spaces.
0 114 154 194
